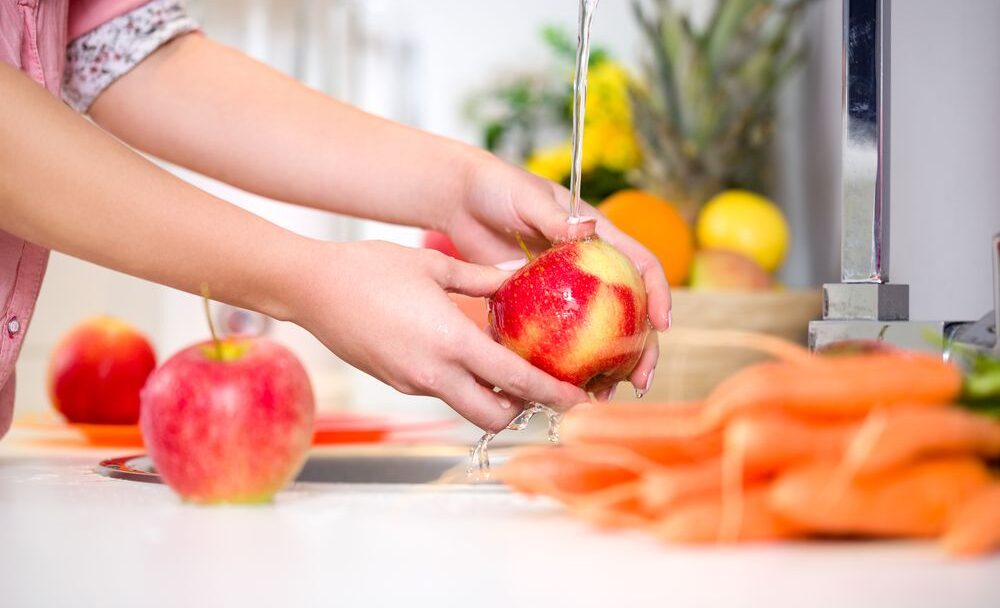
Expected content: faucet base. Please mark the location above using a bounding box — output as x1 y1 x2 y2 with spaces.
808 319 950 354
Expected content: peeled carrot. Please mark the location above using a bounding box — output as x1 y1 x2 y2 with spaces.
725 412 856 474
842 406 1000 477
705 353 961 425
569 482 648 529
941 483 1000 557
650 485 801 544
638 457 750 515
769 458 992 538
499 446 644 501
561 402 723 464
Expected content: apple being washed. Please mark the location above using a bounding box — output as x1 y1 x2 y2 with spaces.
48 316 156 425
140 337 315 504
489 236 649 393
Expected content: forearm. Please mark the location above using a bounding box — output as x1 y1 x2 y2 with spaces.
89 34 485 231
0 63 308 321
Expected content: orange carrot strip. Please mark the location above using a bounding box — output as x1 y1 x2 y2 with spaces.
650 485 801 544
726 412 856 474
664 327 814 365
705 352 961 425
569 481 649 529
769 458 992 538
842 406 1000 477
498 446 645 501
639 457 726 515
941 483 1000 557
561 403 723 464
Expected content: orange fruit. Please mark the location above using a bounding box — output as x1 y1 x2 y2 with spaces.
598 190 694 286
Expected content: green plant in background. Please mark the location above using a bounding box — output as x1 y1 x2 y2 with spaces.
630 0 812 221
465 27 641 204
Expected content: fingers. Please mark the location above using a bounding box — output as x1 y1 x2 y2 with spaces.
464 338 589 412
430 253 511 297
441 375 523 433
639 260 672 331
594 384 618 401
517 185 582 244
629 331 660 397
592 218 672 332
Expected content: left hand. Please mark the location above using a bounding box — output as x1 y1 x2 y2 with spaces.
443 154 672 399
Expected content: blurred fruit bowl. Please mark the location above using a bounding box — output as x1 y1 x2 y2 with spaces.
620 287 822 402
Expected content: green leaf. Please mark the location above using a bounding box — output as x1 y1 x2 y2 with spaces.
484 122 506 152
542 25 577 60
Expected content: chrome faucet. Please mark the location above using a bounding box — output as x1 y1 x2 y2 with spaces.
808 0 998 358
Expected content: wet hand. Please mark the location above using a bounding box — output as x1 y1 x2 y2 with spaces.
294 240 589 432
445 156 671 398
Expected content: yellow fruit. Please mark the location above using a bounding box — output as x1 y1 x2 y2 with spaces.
598 190 694 286
696 190 789 272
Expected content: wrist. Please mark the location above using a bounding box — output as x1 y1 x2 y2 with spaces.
436 144 495 234
251 234 327 326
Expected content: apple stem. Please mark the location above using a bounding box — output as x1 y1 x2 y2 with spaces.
514 232 535 263
200 284 223 360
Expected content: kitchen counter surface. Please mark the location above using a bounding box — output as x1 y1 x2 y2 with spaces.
2 444 999 608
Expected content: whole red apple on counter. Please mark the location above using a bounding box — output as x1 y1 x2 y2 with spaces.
140 337 315 504
48 316 156 425
489 236 649 393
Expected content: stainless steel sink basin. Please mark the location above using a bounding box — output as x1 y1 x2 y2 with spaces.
96 445 512 486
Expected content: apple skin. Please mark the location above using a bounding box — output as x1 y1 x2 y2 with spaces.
489 236 649 393
48 316 156 425
688 249 773 291
140 338 315 504
422 230 464 261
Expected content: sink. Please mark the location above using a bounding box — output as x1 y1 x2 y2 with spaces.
96 445 513 486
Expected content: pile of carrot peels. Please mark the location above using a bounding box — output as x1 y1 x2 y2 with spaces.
500 340 1000 557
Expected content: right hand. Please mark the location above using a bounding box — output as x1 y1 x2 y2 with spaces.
291 240 589 432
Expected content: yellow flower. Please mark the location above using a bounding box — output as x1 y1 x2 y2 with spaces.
586 123 641 172
525 142 573 182
585 62 634 130
525 62 641 182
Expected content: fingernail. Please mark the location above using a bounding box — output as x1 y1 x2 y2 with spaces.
666 309 672 331
495 258 528 271
607 384 617 401
566 217 597 241
497 395 512 409
643 368 656 394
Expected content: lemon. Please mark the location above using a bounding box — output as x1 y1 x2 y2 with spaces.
696 190 789 272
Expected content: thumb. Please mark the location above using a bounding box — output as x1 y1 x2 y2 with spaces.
436 257 511 297
519 186 597 243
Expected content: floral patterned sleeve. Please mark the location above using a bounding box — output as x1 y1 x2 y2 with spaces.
62 0 199 113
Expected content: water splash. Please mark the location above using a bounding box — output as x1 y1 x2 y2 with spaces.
467 403 563 481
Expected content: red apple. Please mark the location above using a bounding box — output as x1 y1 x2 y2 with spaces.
489 236 649 392
48 316 156 425
688 249 773 291
140 337 315 504
423 230 464 261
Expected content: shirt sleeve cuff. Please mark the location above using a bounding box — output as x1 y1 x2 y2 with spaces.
62 0 200 113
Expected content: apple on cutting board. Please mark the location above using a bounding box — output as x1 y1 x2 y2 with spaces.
48 316 157 425
140 337 315 504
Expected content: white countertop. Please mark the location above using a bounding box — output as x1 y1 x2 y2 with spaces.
2 446 999 608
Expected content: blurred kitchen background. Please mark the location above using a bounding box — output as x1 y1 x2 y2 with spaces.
14 0 1000 417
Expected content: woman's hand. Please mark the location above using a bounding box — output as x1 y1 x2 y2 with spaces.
291 240 590 431
444 154 672 398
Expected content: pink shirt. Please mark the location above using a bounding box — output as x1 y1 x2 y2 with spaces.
0 0 147 439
